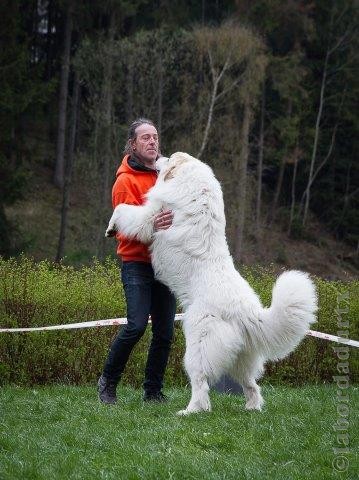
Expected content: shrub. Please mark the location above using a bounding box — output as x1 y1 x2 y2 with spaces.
0 257 357 387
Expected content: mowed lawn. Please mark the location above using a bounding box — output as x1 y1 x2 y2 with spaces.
0 385 357 480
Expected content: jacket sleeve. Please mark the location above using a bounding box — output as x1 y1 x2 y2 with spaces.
112 175 140 209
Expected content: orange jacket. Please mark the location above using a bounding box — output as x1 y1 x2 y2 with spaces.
112 155 157 262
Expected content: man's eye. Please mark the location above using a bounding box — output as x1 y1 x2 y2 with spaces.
141 135 158 142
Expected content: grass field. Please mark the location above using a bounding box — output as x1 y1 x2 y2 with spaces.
0 385 357 480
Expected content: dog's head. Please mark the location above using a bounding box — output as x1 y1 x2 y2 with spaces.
155 151 226 232
156 152 195 181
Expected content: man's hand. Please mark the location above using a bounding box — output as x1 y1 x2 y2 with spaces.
154 210 173 231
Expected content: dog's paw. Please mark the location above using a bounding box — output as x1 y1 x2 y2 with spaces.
176 403 211 416
245 398 264 411
105 226 117 238
176 408 191 416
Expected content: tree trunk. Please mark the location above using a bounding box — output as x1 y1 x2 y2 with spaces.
56 72 80 262
125 57 134 123
54 3 73 189
235 100 252 261
96 10 116 260
45 0 54 81
270 99 292 223
0 203 11 256
256 83 265 237
157 55 163 138
288 146 299 236
197 75 220 159
301 88 344 217
335 162 353 235
302 47 329 226
197 50 230 159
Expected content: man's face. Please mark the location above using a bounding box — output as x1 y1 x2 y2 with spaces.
132 123 159 163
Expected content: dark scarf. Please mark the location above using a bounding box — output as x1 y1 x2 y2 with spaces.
128 153 157 172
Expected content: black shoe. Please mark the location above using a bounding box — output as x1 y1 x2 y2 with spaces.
143 391 168 403
98 375 117 404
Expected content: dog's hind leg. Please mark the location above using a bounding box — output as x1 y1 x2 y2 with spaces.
178 312 242 415
177 321 212 416
229 352 265 411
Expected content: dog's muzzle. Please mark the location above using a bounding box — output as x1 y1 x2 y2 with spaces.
155 156 169 172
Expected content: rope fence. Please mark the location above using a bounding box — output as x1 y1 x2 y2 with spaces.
1 314 358 347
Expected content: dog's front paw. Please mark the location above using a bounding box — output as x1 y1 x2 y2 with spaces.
245 397 264 411
176 403 211 416
105 226 117 238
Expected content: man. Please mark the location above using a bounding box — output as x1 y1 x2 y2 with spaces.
98 118 176 404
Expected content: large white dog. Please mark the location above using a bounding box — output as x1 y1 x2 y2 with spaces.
106 152 317 415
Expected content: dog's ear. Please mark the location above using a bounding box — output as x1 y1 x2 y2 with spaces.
163 165 177 181
163 155 190 182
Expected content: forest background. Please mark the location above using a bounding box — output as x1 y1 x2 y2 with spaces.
1 0 358 280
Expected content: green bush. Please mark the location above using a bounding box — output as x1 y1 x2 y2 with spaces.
0 257 357 387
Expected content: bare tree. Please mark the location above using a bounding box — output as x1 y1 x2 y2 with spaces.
194 24 265 159
235 99 252 260
269 99 293 224
125 56 134 123
265 48 308 226
301 88 346 221
196 50 230 159
157 55 164 137
56 72 81 262
302 46 329 226
255 83 265 237
334 162 357 237
302 7 355 225
96 9 117 260
287 145 301 236
193 25 266 259
54 2 73 189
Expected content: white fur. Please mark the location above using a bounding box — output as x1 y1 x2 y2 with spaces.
106 152 318 415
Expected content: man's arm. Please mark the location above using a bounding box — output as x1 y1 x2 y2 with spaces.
106 174 173 241
105 176 140 237
105 174 164 243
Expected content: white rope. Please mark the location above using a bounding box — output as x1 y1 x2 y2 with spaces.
306 329 359 348
0 314 358 347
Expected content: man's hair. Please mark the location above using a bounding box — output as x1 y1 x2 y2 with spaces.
124 117 157 154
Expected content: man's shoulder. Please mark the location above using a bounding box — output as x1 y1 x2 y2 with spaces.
113 170 156 197
115 169 156 186
114 171 133 184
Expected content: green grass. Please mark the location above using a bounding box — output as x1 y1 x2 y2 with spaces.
0 385 357 479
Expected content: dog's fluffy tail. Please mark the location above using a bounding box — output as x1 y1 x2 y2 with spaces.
247 271 317 361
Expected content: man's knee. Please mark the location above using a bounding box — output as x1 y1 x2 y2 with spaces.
153 328 174 346
123 322 147 341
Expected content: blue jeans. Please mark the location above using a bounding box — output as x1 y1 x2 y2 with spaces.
103 261 176 392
